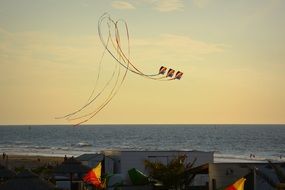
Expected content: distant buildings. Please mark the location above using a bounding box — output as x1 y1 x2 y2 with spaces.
73 150 285 190
209 163 285 190
1 151 284 190
103 150 213 186
73 150 214 190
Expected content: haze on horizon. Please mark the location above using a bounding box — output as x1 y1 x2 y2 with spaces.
0 0 284 125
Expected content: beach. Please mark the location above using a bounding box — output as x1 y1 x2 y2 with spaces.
0 154 64 170
0 153 273 171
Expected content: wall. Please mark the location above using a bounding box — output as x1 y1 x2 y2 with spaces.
209 163 282 190
117 151 213 185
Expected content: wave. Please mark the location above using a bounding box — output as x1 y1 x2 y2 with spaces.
74 142 93 147
0 143 93 151
0 146 94 157
0 141 31 146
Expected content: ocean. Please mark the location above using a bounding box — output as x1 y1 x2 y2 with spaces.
0 125 284 163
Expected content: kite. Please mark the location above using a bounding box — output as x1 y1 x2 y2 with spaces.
57 13 184 125
166 69 175 78
175 71 183 80
159 66 167 75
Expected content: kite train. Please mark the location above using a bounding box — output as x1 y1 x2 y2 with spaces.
58 13 184 125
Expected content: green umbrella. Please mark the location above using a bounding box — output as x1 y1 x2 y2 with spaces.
128 168 149 185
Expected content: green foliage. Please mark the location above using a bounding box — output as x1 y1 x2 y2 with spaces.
144 155 196 190
31 164 55 183
14 166 26 173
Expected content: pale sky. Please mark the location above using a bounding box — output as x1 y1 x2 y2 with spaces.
0 0 284 125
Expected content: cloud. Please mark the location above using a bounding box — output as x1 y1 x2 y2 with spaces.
111 0 184 12
111 1 135 10
153 0 184 12
161 34 225 53
244 0 281 25
0 28 102 67
131 34 227 63
192 0 210 8
0 28 226 66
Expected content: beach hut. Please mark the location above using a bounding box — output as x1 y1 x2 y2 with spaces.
76 153 103 168
0 164 16 182
54 157 90 190
208 162 285 190
76 153 115 175
0 170 55 190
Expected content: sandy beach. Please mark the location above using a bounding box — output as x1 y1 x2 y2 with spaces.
0 154 64 171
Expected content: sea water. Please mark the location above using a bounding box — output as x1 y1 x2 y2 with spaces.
0 125 284 162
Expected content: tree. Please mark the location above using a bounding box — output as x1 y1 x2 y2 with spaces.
144 155 196 190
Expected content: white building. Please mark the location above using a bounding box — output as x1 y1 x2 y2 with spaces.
104 150 213 188
75 152 285 190
209 163 284 190
75 150 214 189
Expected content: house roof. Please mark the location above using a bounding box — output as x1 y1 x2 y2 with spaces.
54 157 90 174
76 153 103 161
104 149 213 153
0 170 55 190
0 164 16 179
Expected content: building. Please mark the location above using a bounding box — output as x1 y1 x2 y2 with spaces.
103 150 214 186
76 153 115 174
209 162 285 190
74 150 213 189
54 157 90 190
73 151 285 190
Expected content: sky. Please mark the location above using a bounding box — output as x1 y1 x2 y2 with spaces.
0 0 285 125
